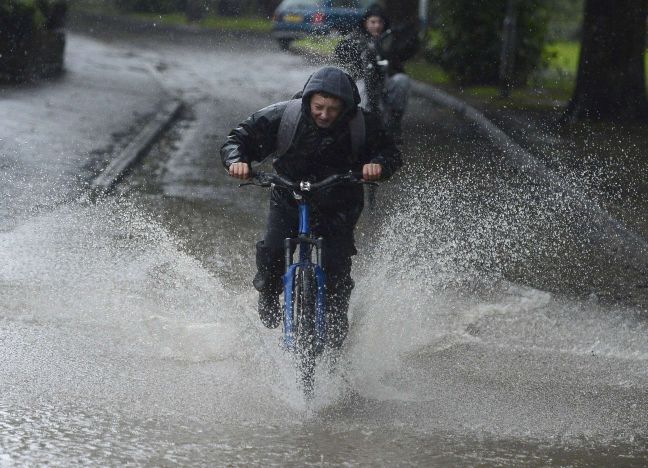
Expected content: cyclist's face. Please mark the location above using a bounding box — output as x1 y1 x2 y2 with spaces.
365 15 385 38
310 94 344 128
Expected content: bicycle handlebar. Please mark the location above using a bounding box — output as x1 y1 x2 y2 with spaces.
239 171 376 192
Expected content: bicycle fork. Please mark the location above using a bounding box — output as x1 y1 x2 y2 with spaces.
282 202 327 353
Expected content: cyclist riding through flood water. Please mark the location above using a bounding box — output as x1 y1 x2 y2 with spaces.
221 66 402 350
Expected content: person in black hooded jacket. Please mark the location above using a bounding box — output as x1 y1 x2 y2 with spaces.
335 4 419 142
221 66 401 349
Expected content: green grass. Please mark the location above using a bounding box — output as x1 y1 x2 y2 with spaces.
68 2 273 34
544 41 580 76
404 59 450 85
408 41 582 108
129 12 272 32
199 15 271 33
67 0 119 15
537 41 580 95
132 12 186 25
294 36 339 55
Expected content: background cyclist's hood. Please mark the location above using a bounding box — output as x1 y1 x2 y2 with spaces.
360 4 391 33
301 66 361 115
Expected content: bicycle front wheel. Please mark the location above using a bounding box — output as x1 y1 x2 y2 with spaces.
292 265 320 396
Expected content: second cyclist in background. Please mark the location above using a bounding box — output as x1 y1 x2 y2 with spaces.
335 4 419 143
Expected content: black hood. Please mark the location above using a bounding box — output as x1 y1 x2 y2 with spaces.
301 66 361 114
360 4 391 33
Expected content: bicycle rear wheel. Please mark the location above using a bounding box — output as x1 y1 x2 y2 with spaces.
292 265 319 397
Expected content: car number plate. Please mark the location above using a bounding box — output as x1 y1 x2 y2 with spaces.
284 14 304 23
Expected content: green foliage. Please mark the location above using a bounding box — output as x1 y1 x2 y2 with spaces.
543 41 580 75
1 1 42 31
0 0 67 81
114 0 183 13
428 0 550 87
544 0 583 41
0 0 67 30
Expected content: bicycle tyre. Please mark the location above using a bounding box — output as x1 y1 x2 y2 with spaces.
292 265 319 396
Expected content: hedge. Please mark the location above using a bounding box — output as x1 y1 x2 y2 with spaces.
0 0 68 82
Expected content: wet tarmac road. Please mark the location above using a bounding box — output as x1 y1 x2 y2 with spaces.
1 25 647 466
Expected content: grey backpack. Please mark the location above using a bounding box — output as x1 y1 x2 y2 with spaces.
275 99 366 162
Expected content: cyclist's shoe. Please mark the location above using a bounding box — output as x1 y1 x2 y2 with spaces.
325 273 353 349
258 290 282 329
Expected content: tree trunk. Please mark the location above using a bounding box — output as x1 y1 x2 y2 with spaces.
565 0 648 122
384 0 419 26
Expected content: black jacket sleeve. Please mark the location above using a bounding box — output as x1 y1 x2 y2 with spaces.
220 101 288 170
361 110 402 179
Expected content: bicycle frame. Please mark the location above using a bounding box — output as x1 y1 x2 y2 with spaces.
282 200 327 353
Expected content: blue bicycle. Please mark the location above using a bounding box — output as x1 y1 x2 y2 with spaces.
242 171 374 396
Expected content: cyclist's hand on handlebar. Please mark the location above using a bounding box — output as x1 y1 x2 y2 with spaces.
229 162 251 180
362 163 382 181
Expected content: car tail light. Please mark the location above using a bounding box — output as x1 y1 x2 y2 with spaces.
312 12 325 24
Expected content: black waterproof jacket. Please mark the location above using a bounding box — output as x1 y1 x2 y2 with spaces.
220 67 402 220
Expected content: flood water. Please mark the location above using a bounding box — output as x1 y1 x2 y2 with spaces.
1 27 647 466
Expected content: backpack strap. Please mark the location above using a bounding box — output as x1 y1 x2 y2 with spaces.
348 108 365 162
275 99 302 158
276 99 366 161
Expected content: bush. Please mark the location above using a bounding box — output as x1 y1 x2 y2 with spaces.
0 0 68 82
114 0 187 13
428 0 550 87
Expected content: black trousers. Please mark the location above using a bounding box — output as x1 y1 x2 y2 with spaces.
254 195 360 348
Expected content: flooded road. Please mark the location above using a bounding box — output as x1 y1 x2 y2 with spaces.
1 25 647 465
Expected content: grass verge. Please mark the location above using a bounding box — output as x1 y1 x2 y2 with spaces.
67 3 272 33
131 12 272 33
